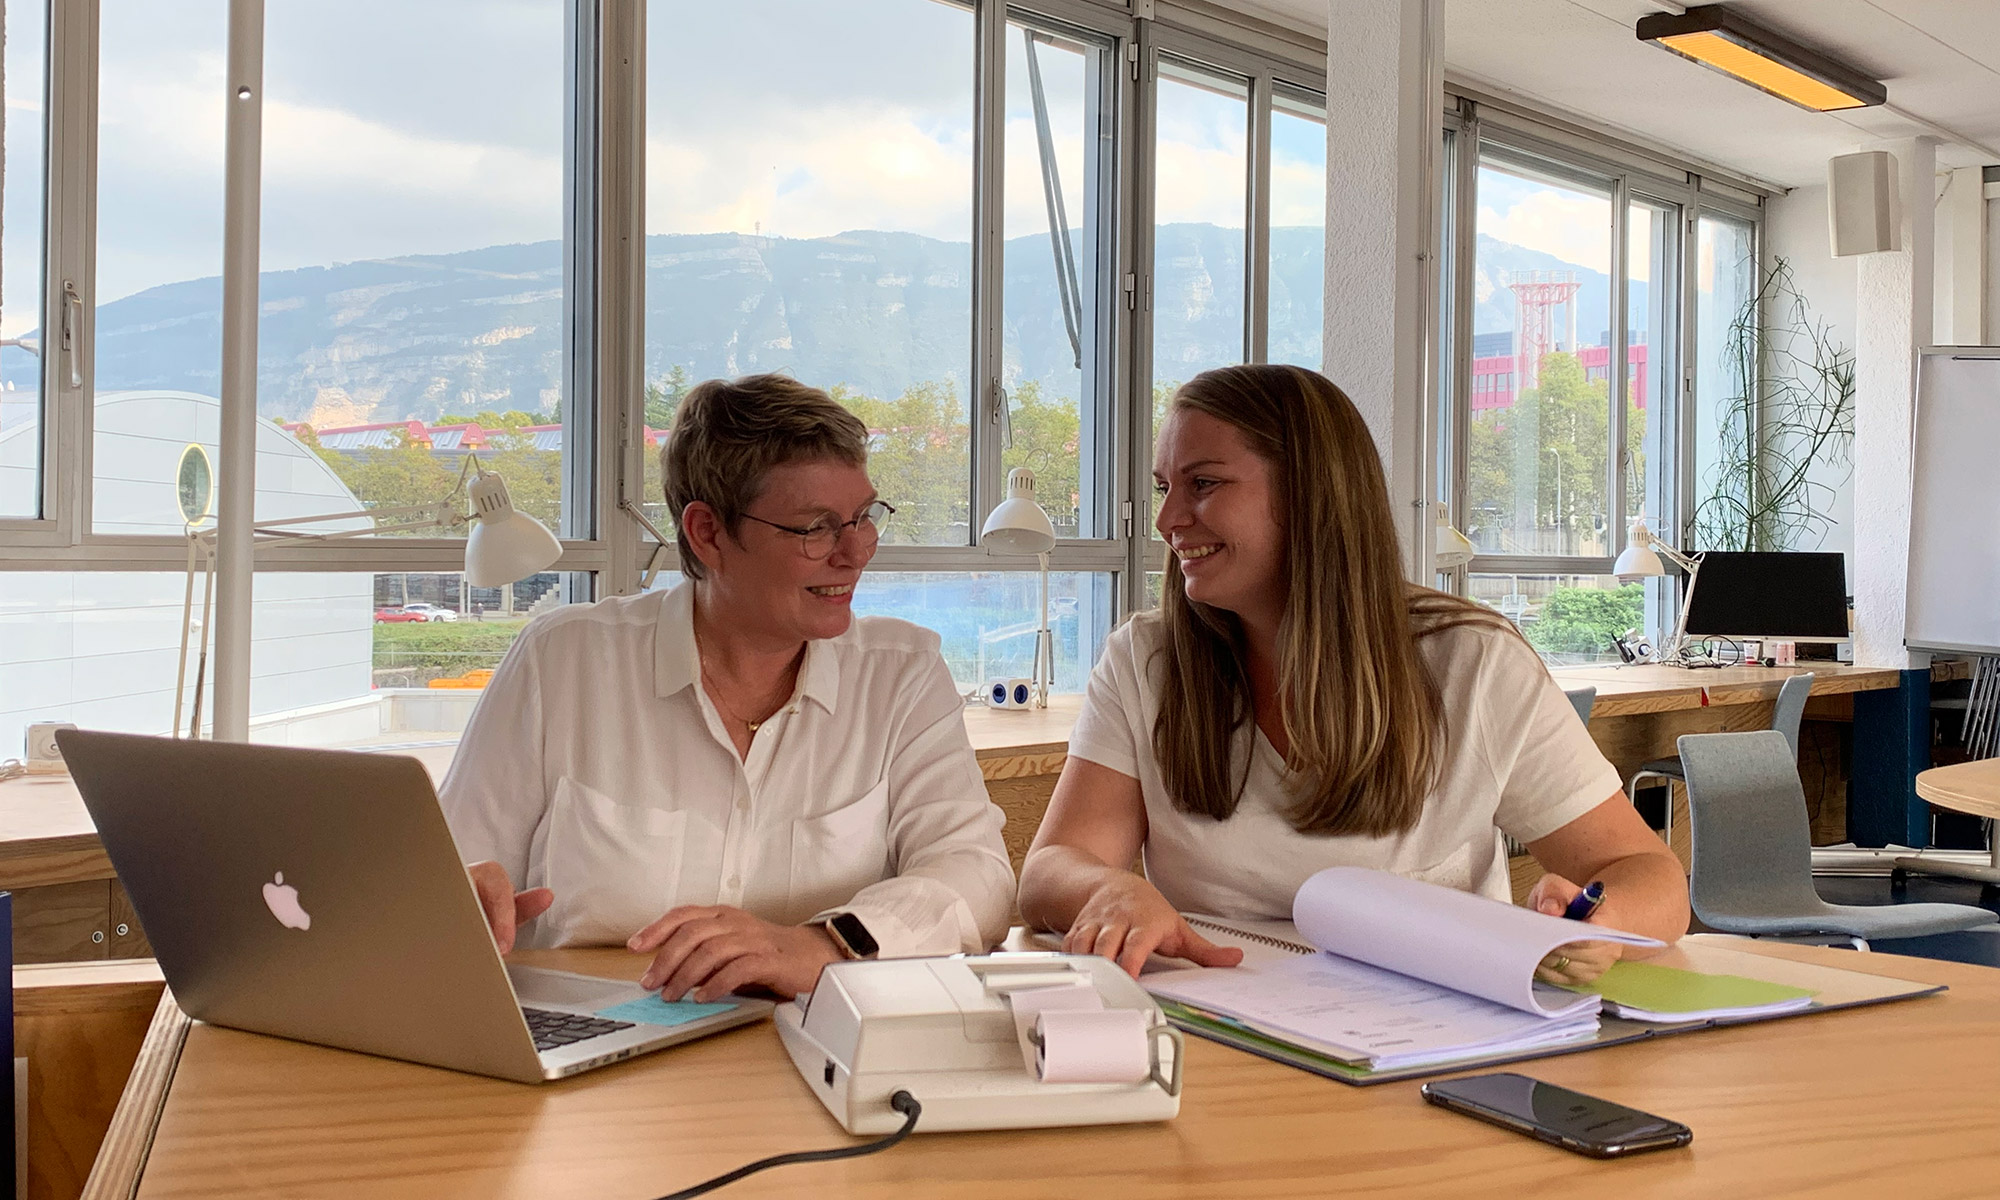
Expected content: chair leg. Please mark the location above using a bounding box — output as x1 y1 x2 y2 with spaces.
1628 771 1670 845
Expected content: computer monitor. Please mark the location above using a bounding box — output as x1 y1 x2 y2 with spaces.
1681 551 1850 642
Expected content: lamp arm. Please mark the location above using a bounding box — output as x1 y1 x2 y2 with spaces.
1646 533 1702 575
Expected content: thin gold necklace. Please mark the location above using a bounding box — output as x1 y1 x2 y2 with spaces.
699 660 789 733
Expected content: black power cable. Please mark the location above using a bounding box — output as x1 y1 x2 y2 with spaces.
653 1090 922 1200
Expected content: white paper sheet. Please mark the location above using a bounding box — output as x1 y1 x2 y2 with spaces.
1291 867 1661 1016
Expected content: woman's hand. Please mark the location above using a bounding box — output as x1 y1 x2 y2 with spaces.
466 861 553 955
1526 872 1621 986
1064 873 1245 978
628 906 844 1002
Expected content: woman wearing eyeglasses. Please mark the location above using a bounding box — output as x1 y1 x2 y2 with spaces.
1017 365 1688 986
441 374 1013 1003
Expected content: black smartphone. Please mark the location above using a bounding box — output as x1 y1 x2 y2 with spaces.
1421 1073 1692 1158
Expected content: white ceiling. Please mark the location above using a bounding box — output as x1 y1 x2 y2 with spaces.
1231 0 2000 189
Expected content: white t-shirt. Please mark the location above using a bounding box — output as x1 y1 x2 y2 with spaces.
438 583 1014 956
1066 610 1621 918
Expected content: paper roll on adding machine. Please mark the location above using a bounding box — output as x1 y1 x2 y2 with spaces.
776 953 1185 1133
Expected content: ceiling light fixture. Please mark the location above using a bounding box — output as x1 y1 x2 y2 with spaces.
1636 6 1885 113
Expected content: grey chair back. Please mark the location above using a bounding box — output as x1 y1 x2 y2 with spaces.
1677 730 1823 925
1563 686 1596 726
1771 672 1814 757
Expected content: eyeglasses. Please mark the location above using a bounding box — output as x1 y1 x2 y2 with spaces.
739 500 895 560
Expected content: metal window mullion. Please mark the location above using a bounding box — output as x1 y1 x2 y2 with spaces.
1245 71 1271 363
0 537 612 573
1469 554 1615 576
1446 104 1478 594
561 0 603 601
1448 105 1480 592
211 0 265 742
39 0 98 546
1124 21 1160 613
599 0 644 598
1677 196 1701 551
970 0 1008 546
1608 176 1629 553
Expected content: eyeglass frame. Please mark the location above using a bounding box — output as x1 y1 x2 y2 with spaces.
737 499 896 560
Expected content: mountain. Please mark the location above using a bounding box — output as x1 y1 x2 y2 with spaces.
25 224 1576 424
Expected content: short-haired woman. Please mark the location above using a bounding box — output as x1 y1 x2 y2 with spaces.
1017 365 1687 985
443 374 1013 1002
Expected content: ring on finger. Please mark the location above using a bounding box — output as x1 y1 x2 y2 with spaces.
1548 953 1571 972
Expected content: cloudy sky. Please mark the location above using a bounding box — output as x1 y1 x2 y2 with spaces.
4 0 1575 346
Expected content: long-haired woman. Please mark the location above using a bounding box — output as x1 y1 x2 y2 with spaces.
1017 365 1687 984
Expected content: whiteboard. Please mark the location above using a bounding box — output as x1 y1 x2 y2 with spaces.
1906 350 2000 654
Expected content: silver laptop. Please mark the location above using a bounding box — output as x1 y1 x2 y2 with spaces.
58 729 769 1083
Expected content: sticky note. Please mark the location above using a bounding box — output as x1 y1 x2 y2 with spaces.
595 994 738 1027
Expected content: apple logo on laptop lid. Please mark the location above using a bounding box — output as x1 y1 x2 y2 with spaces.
262 872 312 931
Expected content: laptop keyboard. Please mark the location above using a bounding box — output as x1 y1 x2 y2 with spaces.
522 1006 635 1053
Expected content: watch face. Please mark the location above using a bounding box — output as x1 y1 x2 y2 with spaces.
831 912 879 958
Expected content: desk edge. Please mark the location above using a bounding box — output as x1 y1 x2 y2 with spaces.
80 989 189 1200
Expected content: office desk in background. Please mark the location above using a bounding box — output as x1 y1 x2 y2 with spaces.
0 668 1960 962
83 937 2000 1199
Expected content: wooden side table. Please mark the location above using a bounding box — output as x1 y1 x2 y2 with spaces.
1899 758 2000 892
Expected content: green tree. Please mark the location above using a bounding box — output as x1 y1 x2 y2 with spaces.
835 380 970 544
999 380 1082 536
1464 350 1642 557
645 364 692 430
1525 583 1644 657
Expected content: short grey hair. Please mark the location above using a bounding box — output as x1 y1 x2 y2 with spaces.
661 374 869 579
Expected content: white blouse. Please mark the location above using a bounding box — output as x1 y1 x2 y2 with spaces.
438 583 1014 956
1066 611 1621 918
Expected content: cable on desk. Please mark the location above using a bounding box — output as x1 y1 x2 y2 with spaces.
652 1090 922 1200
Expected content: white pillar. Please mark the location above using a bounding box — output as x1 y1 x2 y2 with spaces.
1852 137 1935 669
1322 0 1439 580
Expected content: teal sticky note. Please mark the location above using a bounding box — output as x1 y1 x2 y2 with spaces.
595 994 738 1027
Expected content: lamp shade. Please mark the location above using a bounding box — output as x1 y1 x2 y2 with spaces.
980 467 1057 556
1613 517 1667 581
464 471 562 587
1435 511 1476 569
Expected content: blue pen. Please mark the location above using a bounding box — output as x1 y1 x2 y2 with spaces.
1562 881 1606 921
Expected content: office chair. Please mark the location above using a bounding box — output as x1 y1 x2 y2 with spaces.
1563 686 1596 725
1678 730 1996 944
1630 671 1814 845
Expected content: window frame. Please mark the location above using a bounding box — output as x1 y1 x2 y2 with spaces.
1438 94 1767 650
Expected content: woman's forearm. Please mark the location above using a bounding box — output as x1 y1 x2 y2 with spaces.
1591 849 1692 952
1017 845 1131 933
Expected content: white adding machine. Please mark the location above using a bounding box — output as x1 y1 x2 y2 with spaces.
776 953 1184 1133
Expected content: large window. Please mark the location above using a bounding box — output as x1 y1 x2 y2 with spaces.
1689 211 1757 551
1001 19 1116 541
1444 116 1753 664
1266 88 1325 372
644 0 974 547
2 1 1334 740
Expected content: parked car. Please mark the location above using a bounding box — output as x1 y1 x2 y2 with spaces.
402 603 459 623
373 607 427 623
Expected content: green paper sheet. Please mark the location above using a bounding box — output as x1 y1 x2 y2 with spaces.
1568 960 1816 1019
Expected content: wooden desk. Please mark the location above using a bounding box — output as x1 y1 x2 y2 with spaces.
1905 758 2000 888
86 938 2000 1199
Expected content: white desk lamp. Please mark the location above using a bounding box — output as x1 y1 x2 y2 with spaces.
1436 510 1476 570
173 453 561 737
979 468 1058 708
1612 515 1704 664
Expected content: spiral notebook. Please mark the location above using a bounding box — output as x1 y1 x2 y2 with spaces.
1127 868 1944 1086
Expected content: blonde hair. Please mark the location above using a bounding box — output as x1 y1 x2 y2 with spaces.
1153 365 1514 836
661 374 869 578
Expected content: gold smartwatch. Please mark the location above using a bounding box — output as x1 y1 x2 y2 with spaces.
822 912 880 960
